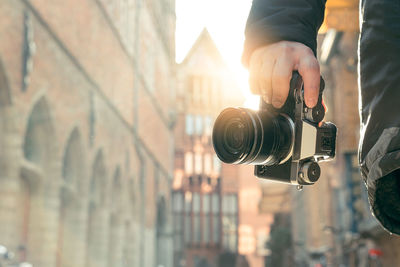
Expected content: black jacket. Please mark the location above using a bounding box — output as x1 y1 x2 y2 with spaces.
242 0 326 66
243 0 400 235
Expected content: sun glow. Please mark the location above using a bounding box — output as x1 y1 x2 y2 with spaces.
175 0 259 110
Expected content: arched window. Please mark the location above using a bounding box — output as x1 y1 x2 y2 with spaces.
184 152 193 175
123 178 137 266
108 167 124 267
58 128 86 267
87 150 108 267
21 97 57 266
23 97 55 166
0 58 12 106
156 196 168 267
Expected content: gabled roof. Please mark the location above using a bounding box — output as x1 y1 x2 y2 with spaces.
180 28 226 67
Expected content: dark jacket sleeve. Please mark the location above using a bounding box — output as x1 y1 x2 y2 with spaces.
242 0 327 67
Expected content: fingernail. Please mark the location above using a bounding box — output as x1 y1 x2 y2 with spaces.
307 97 317 107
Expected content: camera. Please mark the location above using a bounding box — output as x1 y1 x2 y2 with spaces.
212 72 336 185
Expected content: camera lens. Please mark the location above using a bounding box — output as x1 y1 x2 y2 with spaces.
223 119 246 154
212 107 294 165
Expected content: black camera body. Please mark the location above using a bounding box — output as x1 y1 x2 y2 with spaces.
212 72 336 185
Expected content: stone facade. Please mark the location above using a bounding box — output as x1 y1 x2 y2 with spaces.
0 0 175 266
174 29 270 267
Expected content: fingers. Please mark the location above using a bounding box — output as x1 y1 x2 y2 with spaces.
248 41 321 108
271 55 294 108
297 50 321 108
259 58 274 104
249 46 275 104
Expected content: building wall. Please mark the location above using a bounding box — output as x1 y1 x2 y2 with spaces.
174 30 240 267
0 0 175 266
174 29 269 267
237 166 273 267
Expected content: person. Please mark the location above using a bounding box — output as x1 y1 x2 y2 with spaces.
242 0 400 234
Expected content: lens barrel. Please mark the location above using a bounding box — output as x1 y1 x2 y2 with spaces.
212 108 294 165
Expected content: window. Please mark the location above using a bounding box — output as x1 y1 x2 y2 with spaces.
213 154 221 175
185 152 193 175
222 194 237 214
213 214 220 244
194 153 202 174
212 193 220 244
172 192 184 251
184 192 192 244
185 114 194 135
193 193 201 243
194 214 201 243
204 116 213 137
195 115 203 135
212 193 220 214
184 192 192 213
204 154 212 175
203 194 211 244
204 214 210 244
185 214 191 244
222 194 238 252
203 194 210 213
173 192 183 212
181 192 220 246
193 193 200 213
174 213 183 251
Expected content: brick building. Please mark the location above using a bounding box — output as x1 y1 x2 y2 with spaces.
0 0 175 267
173 29 271 267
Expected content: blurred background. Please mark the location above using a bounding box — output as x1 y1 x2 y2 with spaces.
0 0 399 266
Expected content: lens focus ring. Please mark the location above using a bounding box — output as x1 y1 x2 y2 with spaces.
212 108 294 166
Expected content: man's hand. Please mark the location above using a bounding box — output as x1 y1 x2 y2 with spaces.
249 41 321 108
